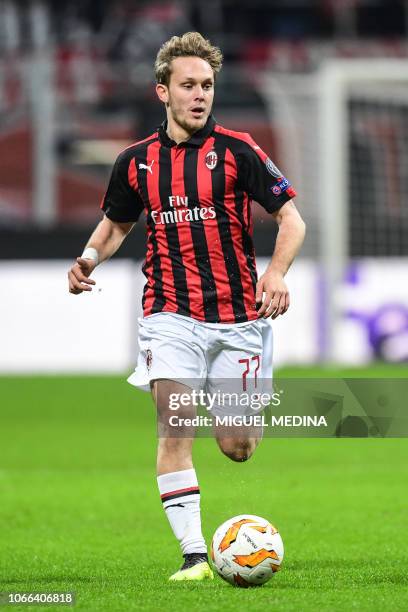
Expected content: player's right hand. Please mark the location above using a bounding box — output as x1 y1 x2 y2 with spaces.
68 258 97 294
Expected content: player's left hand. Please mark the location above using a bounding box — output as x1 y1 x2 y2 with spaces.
255 270 290 319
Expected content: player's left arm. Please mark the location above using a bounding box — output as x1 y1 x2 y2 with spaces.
256 200 306 319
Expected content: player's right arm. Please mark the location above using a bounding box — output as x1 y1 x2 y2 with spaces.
67 216 134 294
68 147 144 295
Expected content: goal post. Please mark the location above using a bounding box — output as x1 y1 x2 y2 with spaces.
260 59 408 363
319 59 408 361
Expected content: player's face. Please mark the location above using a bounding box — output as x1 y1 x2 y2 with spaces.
160 56 215 134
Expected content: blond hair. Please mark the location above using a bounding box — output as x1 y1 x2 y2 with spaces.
155 32 223 86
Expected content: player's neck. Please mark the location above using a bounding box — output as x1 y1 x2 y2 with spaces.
166 114 196 145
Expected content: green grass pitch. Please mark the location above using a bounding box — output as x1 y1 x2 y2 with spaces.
1 368 407 611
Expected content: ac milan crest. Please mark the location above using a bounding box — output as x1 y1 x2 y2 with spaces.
146 349 153 372
205 150 218 170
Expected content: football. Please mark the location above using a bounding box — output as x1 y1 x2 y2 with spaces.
211 514 284 587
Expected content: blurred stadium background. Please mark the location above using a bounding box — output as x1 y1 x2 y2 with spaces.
2 4 408 609
1 0 408 373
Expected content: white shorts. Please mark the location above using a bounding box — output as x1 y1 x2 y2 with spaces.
127 312 273 416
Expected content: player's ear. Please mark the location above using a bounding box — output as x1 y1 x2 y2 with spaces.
156 83 169 105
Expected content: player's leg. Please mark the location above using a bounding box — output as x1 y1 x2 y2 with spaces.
153 379 213 581
154 379 194 475
208 319 273 462
127 313 212 579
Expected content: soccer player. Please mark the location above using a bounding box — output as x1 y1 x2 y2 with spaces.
68 32 305 581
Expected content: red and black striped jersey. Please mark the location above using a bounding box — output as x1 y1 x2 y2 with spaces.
101 115 296 324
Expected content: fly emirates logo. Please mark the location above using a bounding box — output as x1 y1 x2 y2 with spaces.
151 195 216 226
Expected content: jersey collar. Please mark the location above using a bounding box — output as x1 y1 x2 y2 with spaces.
158 115 216 148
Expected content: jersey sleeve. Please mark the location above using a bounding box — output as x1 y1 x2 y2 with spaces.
239 135 297 213
101 150 144 222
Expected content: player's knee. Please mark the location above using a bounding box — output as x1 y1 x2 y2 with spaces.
218 439 255 462
228 447 252 462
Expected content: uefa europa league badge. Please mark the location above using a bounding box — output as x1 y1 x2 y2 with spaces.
205 150 218 170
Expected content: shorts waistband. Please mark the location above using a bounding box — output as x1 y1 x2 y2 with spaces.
142 312 260 329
